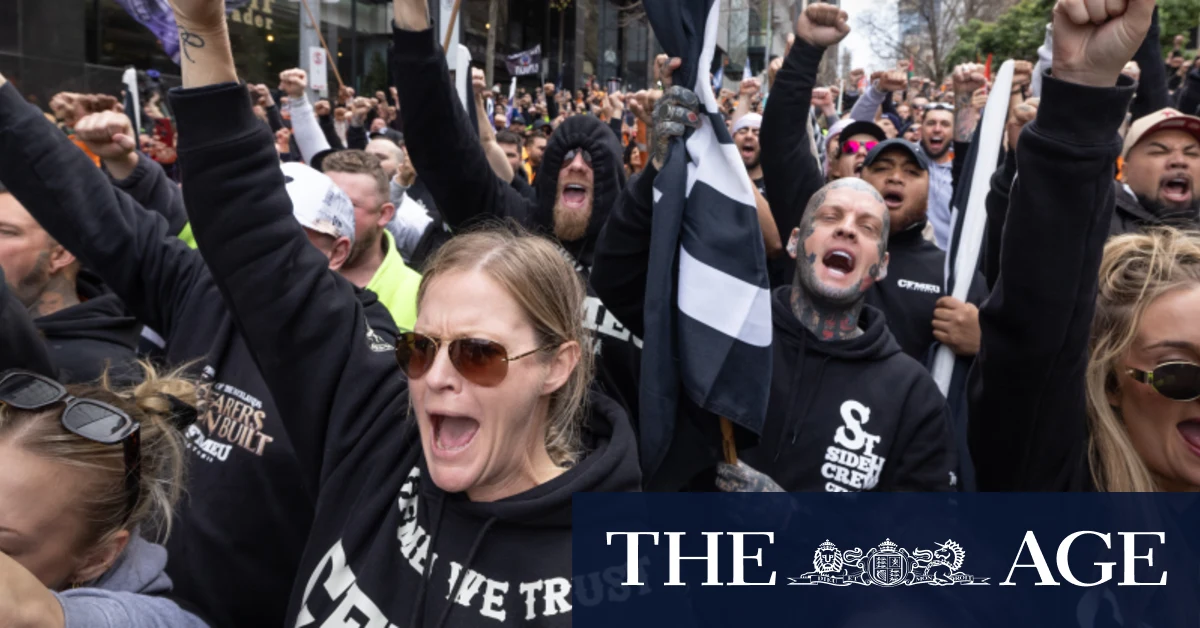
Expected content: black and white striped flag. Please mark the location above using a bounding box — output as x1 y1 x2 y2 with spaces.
640 0 773 479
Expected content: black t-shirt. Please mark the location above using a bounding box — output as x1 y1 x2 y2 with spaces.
753 176 767 197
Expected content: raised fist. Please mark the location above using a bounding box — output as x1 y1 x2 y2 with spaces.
75 111 137 161
351 97 372 123
768 57 784 88
1011 59 1034 89
471 67 487 96
278 68 308 99
1052 0 1154 88
872 70 907 92
1007 97 1039 151
313 100 331 117
811 87 834 109
796 3 850 48
739 76 761 97
952 63 988 93
1121 60 1142 82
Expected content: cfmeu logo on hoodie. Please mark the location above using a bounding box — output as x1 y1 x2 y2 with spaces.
604 531 1168 588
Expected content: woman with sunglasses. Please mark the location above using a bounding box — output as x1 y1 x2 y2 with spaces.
161 1 640 623
0 364 207 627
969 1 1200 492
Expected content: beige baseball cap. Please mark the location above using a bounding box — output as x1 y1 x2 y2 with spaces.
1122 108 1200 159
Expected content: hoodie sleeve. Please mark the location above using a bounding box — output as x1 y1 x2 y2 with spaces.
0 82 208 339
590 165 658 339
171 81 410 492
968 73 1134 492
848 83 885 122
55 591 209 628
109 153 188 237
760 41 829 244
982 148 1018 291
0 266 56 377
392 26 532 229
1129 7 1169 124
288 93 333 163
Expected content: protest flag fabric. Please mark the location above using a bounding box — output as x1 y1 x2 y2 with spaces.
505 45 543 77
640 0 773 481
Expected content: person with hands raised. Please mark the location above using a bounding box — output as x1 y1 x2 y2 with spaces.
967 0 1200 493
592 4 956 494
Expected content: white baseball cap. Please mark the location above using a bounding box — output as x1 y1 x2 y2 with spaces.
281 162 356 243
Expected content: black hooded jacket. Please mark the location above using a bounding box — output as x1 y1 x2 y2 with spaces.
393 25 641 420
739 289 957 492
33 272 141 384
0 266 55 377
172 80 642 628
0 82 400 628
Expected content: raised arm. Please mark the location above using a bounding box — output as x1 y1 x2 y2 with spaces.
75 111 189 237
969 0 1145 491
472 68 515 183
391 0 530 229
0 78 206 338
168 0 406 489
760 4 847 245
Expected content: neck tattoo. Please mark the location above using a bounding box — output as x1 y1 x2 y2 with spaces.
28 276 80 319
790 278 864 341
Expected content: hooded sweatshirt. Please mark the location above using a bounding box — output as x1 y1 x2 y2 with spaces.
0 266 55 377
970 74 1136 493
0 82 400 628
171 79 642 628
34 272 141 385
738 289 957 492
393 25 642 421
54 536 208 628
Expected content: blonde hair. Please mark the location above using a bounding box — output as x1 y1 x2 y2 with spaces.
1087 228 1200 491
417 225 594 465
0 363 192 549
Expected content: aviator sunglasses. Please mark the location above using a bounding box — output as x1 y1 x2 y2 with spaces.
397 332 560 387
1126 362 1200 402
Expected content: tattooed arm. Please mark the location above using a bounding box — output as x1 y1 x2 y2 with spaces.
952 63 987 143
716 461 786 492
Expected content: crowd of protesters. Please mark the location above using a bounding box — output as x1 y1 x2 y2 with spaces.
0 0 1197 624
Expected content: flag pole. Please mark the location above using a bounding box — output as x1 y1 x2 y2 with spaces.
720 417 738 464
298 0 345 92
443 0 464 51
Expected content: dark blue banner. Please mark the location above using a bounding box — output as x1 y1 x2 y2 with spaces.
572 494 1200 627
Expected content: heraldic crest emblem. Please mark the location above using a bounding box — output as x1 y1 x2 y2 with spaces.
789 538 989 586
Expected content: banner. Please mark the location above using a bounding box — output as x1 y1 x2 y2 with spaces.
308 46 328 97
574 493 1200 627
505 45 542 77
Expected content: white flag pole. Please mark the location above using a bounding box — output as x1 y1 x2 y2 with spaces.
930 59 1015 395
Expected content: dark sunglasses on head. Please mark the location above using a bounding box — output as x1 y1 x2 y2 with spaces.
563 147 593 166
924 103 955 111
0 370 141 521
841 140 878 155
396 332 559 387
1127 362 1200 402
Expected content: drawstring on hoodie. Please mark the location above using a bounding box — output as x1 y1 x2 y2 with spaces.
433 516 497 628
406 495 446 628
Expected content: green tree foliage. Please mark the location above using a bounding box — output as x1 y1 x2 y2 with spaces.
949 0 1200 71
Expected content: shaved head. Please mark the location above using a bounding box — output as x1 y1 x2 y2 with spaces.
801 178 890 245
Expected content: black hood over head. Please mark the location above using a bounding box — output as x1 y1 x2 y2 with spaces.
534 115 625 267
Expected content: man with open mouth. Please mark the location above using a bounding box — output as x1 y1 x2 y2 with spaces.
857 139 988 364
1114 108 1200 234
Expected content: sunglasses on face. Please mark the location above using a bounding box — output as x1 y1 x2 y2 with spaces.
0 370 141 522
396 332 559 387
840 140 878 155
1127 362 1200 402
563 147 593 166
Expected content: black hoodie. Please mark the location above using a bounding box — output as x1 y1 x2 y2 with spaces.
969 74 1136 492
738 289 957 492
33 272 141 385
392 25 641 421
591 161 956 492
0 266 55 377
0 82 399 628
171 80 642 628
